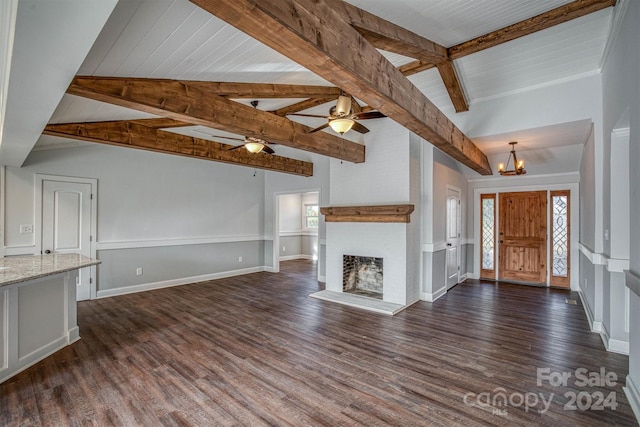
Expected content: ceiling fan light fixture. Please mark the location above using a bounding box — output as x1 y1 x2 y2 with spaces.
329 118 354 134
244 141 264 153
335 95 352 116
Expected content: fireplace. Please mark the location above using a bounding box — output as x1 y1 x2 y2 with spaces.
343 255 383 299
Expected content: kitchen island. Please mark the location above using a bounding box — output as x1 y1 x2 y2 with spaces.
0 253 100 383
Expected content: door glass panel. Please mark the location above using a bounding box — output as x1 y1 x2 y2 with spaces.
481 197 495 270
448 197 458 239
552 195 568 277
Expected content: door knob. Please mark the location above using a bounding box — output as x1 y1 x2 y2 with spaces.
446 243 452 247
44 250 51 254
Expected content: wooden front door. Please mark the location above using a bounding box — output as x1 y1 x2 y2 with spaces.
498 191 547 284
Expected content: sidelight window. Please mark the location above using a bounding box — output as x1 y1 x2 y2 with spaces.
480 194 496 279
550 191 570 287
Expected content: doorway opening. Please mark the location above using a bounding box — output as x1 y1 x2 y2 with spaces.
274 190 320 280
480 189 571 288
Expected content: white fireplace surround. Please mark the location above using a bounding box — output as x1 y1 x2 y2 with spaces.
326 222 408 305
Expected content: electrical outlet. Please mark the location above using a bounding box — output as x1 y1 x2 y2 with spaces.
238 256 243 262
136 267 143 276
20 224 33 234
282 246 286 252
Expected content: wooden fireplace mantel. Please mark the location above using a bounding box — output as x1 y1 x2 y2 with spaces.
320 204 415 223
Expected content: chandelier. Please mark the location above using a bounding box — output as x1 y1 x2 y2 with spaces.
498 141 526 176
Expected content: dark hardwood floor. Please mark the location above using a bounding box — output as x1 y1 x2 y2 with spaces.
1 260 637 426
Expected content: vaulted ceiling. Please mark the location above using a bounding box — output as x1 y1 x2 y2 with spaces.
2 0 616 176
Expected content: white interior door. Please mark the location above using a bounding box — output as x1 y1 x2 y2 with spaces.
446 187 461 289
41 180 92 301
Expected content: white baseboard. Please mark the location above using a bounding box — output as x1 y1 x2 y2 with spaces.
625 375 640 425
422 286 447 302
606 338 629 355
467 272 479 280
459 274 468 282
68 326 80 344
578 290 602 332
317 275 326 283
279 254 314 261
264 266 277 273
96 266 265 299
592 307 629 355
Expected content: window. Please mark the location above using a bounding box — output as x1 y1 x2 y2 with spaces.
305 204 319 229
480 194 496 279
550 190 570 287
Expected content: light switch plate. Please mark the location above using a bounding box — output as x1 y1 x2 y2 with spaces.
20 224 33 234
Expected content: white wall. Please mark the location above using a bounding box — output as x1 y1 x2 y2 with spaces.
279 193 302 233
600 0 640 416
326 119 418 306
450 74 603 141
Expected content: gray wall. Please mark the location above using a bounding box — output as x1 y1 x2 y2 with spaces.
4 144 267 293
98 241 264 291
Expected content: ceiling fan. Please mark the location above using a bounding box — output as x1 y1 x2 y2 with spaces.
209 101 276 154
213 134 275 154
287 95 386 135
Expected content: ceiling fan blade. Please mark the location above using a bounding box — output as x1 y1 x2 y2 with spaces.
351 121 370 134
227 144 245 151
211 135 246 142
262 145 275 154
352 111 386 120
308 123 330 133
286 113 328 119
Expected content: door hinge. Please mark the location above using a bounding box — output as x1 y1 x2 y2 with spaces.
90 193 93 200
90 235 93 242
89 278 93 284
458 266 460 271
458 200 461 205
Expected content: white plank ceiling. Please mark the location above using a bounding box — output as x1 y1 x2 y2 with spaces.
35 0 615 173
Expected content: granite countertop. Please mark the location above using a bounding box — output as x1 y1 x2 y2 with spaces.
0 253 101 287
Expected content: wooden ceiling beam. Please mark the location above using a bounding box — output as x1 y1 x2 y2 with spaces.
67 77 365 163
175 80 342 99
399 0 616 75
342 2 468 112
189 0 491 175
127 118 191 128
449 0 616 59
398 61 436 77
435 61 468 113
43 120 313 176
270 97 335 116
342 2 447 64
